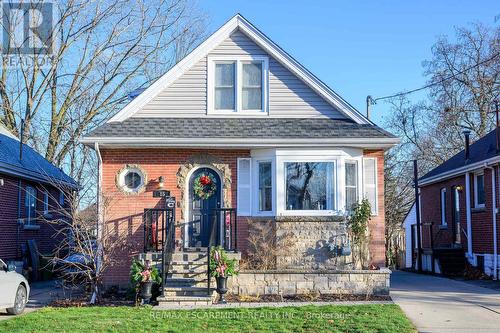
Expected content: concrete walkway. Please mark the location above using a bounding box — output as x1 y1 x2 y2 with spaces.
391 270 500 333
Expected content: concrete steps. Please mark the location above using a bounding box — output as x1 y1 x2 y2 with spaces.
158 249 213 306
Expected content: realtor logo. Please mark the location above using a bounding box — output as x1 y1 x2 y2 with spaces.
1 1 54 66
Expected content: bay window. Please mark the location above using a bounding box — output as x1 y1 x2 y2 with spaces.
285 162 334 211
258 161 272 211
345 161 358 211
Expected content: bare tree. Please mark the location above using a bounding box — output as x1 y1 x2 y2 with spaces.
383 22 499 265
0 0 206 185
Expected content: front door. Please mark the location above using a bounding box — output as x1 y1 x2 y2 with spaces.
188 168 221 247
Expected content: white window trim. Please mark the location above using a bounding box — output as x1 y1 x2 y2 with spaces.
474 171 485 208
253 159 275 216
43 191 49 215
207 55 269 115
279 159 338 216
237 158 252 216
345 159 360 211
440 188 447 226
362 157 378 216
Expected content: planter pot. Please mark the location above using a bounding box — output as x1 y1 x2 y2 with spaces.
215 276 228 304
139 281 154 304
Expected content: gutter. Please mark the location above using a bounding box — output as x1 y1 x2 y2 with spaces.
80 136 400 150
420 155 500 186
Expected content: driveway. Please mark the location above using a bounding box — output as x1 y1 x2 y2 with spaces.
392 270 500 332
0 280 60 320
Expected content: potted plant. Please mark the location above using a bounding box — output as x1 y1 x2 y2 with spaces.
209 247 238 304
130 260 161 304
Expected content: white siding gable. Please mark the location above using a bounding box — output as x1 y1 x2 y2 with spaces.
133 29 346 119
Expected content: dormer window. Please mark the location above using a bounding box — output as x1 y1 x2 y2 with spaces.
208 55 268 114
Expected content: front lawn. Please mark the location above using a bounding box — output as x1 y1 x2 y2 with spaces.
0 304 414 333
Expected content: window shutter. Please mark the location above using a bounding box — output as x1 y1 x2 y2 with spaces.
363 158 377 214
237 158 252 216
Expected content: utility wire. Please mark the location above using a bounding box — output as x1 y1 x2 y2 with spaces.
370 52 500 104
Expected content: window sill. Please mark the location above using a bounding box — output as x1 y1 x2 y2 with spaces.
275 215 345 222
23 224 40 231
439 225 448 230
472 207 486 213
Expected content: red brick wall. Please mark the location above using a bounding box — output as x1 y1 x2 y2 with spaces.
363 150 386 267
100 148 250 285
101 148 388 285
0 173 66 261
420 167 500 255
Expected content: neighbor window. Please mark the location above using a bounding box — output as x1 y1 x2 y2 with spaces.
363 158 377 214
25 186 36 222
242 62 262 110
43 191 49 215
474 172 485 207
258 161 272 211
345 161 358 211
440 188 447 226
214 62 235 110
59 190 65 206
285 162 334 211
209 56 268 113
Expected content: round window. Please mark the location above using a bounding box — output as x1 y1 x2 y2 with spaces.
125 171 141 190
116 165 146 194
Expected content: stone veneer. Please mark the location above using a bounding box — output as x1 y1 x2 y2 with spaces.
274 217 353 270
229 269 391 296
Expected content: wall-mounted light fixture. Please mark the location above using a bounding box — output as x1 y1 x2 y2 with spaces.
158 176 165 189
0 178 3 186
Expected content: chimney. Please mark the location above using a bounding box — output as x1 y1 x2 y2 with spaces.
463 130 471 160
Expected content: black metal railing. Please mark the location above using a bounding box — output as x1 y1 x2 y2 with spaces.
206 208 237 294
143 208 175 292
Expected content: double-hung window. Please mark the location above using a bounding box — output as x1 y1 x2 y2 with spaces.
440 188 447 226
345 161 358 211
25 186 36 223
258 161 272 212
474 172 485 208
43 191 49 215
214 62 235 111
209 56 268 114
285 162 334 211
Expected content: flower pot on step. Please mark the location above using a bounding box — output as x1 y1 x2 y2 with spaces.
216 276 228 304
140 281 154 304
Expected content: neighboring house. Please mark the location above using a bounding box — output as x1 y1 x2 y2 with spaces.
403 203 416 269
418 129 500 278
81 14 398 301
0 124 78 270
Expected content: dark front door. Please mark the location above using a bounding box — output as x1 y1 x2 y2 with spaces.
188 168 221 247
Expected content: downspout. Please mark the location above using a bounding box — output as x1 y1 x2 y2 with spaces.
487 165 498 280
92 142 103 304
465 172 473 262
16 179 22 259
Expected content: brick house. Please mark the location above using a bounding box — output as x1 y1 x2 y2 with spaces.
81 14 398 302
0 124 78 275
416 129 500 278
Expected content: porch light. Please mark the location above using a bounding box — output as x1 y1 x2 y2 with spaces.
158 176 165 189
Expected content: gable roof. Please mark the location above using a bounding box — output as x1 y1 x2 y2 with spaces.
81 117 397 149
0 126 78 188
108 14 370 124
420 129 500 185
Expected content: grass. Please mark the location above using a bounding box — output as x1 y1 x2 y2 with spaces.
0 304 415 333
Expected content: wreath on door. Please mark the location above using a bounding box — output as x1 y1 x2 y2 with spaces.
193 173 217 200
